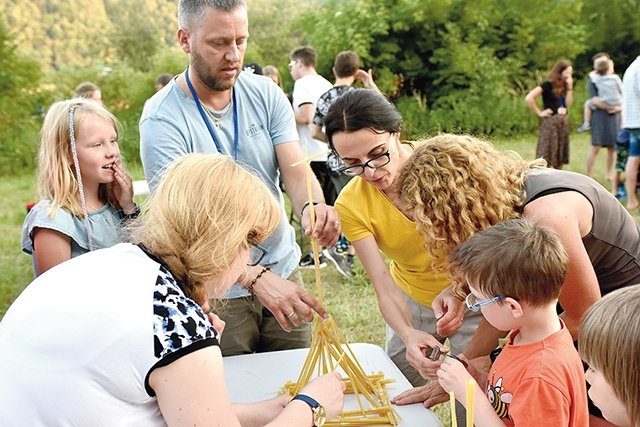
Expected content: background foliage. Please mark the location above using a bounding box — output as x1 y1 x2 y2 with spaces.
0 0 639 175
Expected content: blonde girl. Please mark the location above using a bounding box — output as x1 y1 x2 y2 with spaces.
263 65 284 90
1 154 345 426
22 98 136 276
73 81 103 104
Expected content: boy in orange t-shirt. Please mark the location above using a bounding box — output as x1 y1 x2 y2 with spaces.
437 219 589 426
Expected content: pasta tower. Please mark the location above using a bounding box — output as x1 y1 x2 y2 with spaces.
284 158 399 426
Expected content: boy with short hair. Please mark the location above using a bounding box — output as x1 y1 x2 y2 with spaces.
437 219 589 426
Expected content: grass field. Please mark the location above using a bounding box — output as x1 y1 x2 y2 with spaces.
1 132 637 425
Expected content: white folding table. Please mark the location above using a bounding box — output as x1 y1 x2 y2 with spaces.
223 342 443 426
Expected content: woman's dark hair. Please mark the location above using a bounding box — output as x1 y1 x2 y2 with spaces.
324 89 403 148
548 59 571 97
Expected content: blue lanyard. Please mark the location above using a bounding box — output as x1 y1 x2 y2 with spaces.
184 66 239 160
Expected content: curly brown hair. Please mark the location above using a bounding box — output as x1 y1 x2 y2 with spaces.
398 134 546 269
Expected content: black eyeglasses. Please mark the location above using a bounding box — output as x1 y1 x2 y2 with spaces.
248 242 268 267
337 150 391 176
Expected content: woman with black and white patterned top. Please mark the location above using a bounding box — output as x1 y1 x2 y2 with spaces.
0 154 345 426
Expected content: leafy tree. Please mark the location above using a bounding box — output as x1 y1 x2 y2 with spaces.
245 0 317 91
303 0 587 135
0 19 43 174
1 0 112 70
299 0 394 91
578 0 640 74
103 0 177 72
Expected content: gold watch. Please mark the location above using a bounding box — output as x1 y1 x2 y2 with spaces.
292 394 326 426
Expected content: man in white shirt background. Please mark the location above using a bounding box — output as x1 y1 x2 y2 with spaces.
289 45 334 268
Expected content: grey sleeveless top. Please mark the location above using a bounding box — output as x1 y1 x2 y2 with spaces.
521 168 640 295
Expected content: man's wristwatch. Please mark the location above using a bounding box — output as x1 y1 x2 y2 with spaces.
291 394 326 426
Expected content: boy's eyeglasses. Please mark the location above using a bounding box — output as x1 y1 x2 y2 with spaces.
288 60 296 70
337 150 391 176
248 242 268 267
465 293 504 312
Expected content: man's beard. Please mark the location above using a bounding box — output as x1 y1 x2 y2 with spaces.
191 49 238 92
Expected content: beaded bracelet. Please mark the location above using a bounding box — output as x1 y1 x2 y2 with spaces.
247 266 269 295
300 201 319 217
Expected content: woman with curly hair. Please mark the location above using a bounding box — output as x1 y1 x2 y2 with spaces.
398 134 640 424
323 89 485 402
525 60 574 169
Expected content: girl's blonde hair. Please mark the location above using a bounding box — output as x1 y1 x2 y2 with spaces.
579 285 640 427
128 154 281 306
398 134 546 266
37 98 123 217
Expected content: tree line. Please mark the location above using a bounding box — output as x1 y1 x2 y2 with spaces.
1 0 638 174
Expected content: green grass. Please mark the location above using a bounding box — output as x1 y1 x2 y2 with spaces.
1 134 638 425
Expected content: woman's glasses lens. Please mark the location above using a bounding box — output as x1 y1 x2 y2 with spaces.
339 151 391 176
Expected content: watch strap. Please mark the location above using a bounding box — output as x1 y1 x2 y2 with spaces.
292 394 324 426
292 393 320 409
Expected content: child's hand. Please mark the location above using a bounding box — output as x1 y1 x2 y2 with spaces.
432 289 465 337
111 158 135 213
437 355 473 398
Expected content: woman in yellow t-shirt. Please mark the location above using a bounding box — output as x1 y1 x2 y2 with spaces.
323 89 484 389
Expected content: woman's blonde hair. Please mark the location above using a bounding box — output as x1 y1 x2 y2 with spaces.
398 134 546 266
128 154 281 306
37 98 123 217
263 65 283 89
579 285 640 427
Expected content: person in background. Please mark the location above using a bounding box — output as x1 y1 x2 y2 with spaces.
525 60 573 169
289 45 334 269
578 52 611 133
622 54 640 210
585 58 622 179
155 73 174 91
140 0 340 357
263 65 284 90
311 50 379 277
579 285 640 427
611 128 630 199
243 61 263 75
579 56 622 136
73 81 103 104
438 219 588 426
2 154 345 426
22 98 136 277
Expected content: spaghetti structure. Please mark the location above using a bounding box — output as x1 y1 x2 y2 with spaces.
285 156 400 426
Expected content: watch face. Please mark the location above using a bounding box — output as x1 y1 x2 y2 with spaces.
314 405 326 426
